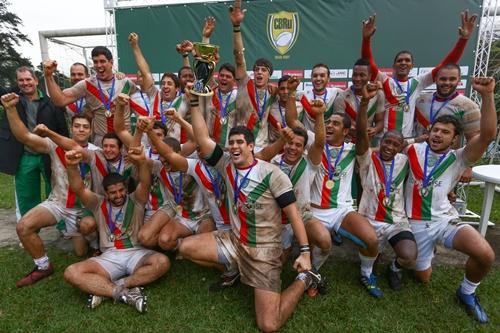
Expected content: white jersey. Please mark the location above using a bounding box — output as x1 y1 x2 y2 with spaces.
311 142 356 208
297 87 342 132
267 100 303 143
202 88 238 147
357 149 409 225
405 142 470 222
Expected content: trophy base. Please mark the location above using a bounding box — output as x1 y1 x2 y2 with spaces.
190 87 213 97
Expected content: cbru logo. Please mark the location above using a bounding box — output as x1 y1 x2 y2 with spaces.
267 11 299 56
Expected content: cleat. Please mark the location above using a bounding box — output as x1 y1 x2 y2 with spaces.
387 267 403 291
120 287 147 313
16 263 54 288
360 274 383 298
209 271 240 292
301 269 328 297
456 288 489 323
87 294 104 309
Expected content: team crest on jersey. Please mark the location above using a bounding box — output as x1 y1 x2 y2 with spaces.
267 11 299 55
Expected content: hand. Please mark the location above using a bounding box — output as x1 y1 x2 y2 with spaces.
310 99 326 117
43 60 58 77
184 82 197 102
459 167 473 183
166 108 182 123
65 150 83 166
459 10 477 39
128 32 139 47
287 76 300 92
116 93 130 106
278 123 295 142
137 116 154 133
471 77 495 95
33 124 50 137
176 40 194 54
127 145 146 164
202 16 216 38
447 191 457 203
0 93 20 109
362 14 377 39
268 84 278 96
361 81 380 101
115 72 126 80
367 127 376 138
293 252 311 273
229 0 246 26
415 133 429 143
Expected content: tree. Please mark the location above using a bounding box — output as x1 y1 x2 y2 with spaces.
0 0 32 89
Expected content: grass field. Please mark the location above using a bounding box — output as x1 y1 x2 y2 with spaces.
0 173 499 332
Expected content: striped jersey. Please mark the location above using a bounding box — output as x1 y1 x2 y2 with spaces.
311 142 356 208
405 143 469 222
267 100 304 143
357 150 409 224
297 87 342 132
236 75 277 149
88 150 136 195
211 154 294 247
202 88 238 147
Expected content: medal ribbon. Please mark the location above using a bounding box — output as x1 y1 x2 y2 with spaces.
255 86 268 121
393 79 410 106
76 97 84 114
233 160 257 207
160 98 175 125
139 90 151 116
429 92 458 124
378 154 395 198
167 172 183 205
278 103 287 127
279 158 294 177
96 76 116 112
106 155 123 174
218 89 233 119
106 199 126 236
313 90 328 103
422 145 448 188
325 143 344 181
203 163 221 199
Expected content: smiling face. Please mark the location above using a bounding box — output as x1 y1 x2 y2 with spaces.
92 55 114 81
312 66 329 93
218 68 236 93
283 135 305 165
392 52 413 80
428 122 458 153
351 65 370 92
161 76 178 101
105 182 127 207
179 68 195 90
253 66 270 89
325 114 348 144
435 67 460 98
228 133 254 168
71 117 92 145
102 138 121 162
379 131 404 161
16 70 38 97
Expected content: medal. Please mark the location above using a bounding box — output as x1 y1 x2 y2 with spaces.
105 110 112 118
324 143 344 190
97 76 116 119
176 205 183 214
403 104 409 112
393 78 410 113
382 196 392 207
168 171 183 215
232 161 256 215
216 199 222 207
221 117 228 125
421 144 449 196
325 179 335 189
108 234 115 242
420 187 429 197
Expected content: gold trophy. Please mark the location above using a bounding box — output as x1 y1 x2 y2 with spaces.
191 42 219 96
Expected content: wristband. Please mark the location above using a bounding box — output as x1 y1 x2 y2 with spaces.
299 244 310 253
233 25 241 32
406 138 415 145
233 48 245 56
190 100 199 107
182 53 189 58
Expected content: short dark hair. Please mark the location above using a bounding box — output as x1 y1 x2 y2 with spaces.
353 58 371 70
393 50 413 64
164 137 181 153
432 115 463 136
253 58 273 76
102 132 123 149
16 66 37 80
153 121 167 136
178 66 194 78
71 62 89 76
219 63 236 78
229 126 255 144
292 127 308 147
278 75 291 86
330 111 351 129
312 63 330 76
160 72 180 88
381 129 404 144
71 114 92 126
91 46 113 60
437 63 461 76
102 172 126 191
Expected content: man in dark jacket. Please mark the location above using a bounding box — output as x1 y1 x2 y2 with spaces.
0 66 68 218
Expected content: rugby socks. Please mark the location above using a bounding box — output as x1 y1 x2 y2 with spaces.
460 275 480 295
112 285 127 301
34 255 50 270
359 253 376 277
312 246 330 270
115 278 126 287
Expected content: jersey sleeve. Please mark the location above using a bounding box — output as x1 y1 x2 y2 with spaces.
65 80 87 100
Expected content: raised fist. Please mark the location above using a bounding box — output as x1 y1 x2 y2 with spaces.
287 76 301 92
0 93 20 109
116 93 130 106
65 150 83 166
33 124 50 137
43 60 58 77
128 32 139 47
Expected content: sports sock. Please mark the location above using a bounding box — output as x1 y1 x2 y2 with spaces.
460 275 480 295
296 272 312 290
390 258 402 272
112 285 127 301
312 246 330 270
34 255 50 270
115 278 126 287
359 253 376 277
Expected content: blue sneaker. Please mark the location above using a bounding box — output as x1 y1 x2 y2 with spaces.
456 288 489 323
360 274 383 298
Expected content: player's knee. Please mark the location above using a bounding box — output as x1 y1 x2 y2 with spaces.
79 217 96 235
74 246 87 258
158 233 175 250
397 256 416 270
476 246 495 268
257 318 280 333
64 264 79 284
315 232 332 252
16 220 31 237
154 254 171 273
138 229 154 247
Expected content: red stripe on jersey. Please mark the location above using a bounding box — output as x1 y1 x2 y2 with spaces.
246 79 259 114
344 101 357 120
382 79 399 105
129 98 149 116
95 155 108 177
55 146 77 208
300 95 314 119
152 93 161 120
387 106 397 131
268 113 280 130
67 103 77 113
415 106 430 129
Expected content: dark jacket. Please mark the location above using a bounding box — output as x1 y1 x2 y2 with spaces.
0 88 69 175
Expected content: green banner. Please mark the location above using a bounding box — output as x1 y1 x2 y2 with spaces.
115 0 480 91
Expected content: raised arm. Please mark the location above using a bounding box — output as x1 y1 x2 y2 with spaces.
361 15 380 81
285 76 304 129
113 93 135 148
127 146 151 204
129 32 154 91
463 77 497 164
1 93 50 154
230 0 247 80
431 10 477 78
255 124 294 161
308 100 327 165
356 82 381 156
33 123 84 151
43 60 78 106
186 92 216 158
176 40 194 68
202 16 216 44
65 150 98 208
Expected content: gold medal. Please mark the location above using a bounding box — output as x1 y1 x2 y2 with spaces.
325 179 335 189
105 110 112 118
176 205 183 214
403 104 409 112
216 199 222 207
420 187 429 197
382 196 392 207
221 117 228 125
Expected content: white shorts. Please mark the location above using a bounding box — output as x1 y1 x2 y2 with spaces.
89 247 155 281
312 206 354 233
39 200 83 238
369 219 412 252
410 219 472 271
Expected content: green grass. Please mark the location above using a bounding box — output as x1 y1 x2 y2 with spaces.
0 247 499 332
0 173 15 209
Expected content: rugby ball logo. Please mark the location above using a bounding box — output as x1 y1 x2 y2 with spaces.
267 11 299 55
